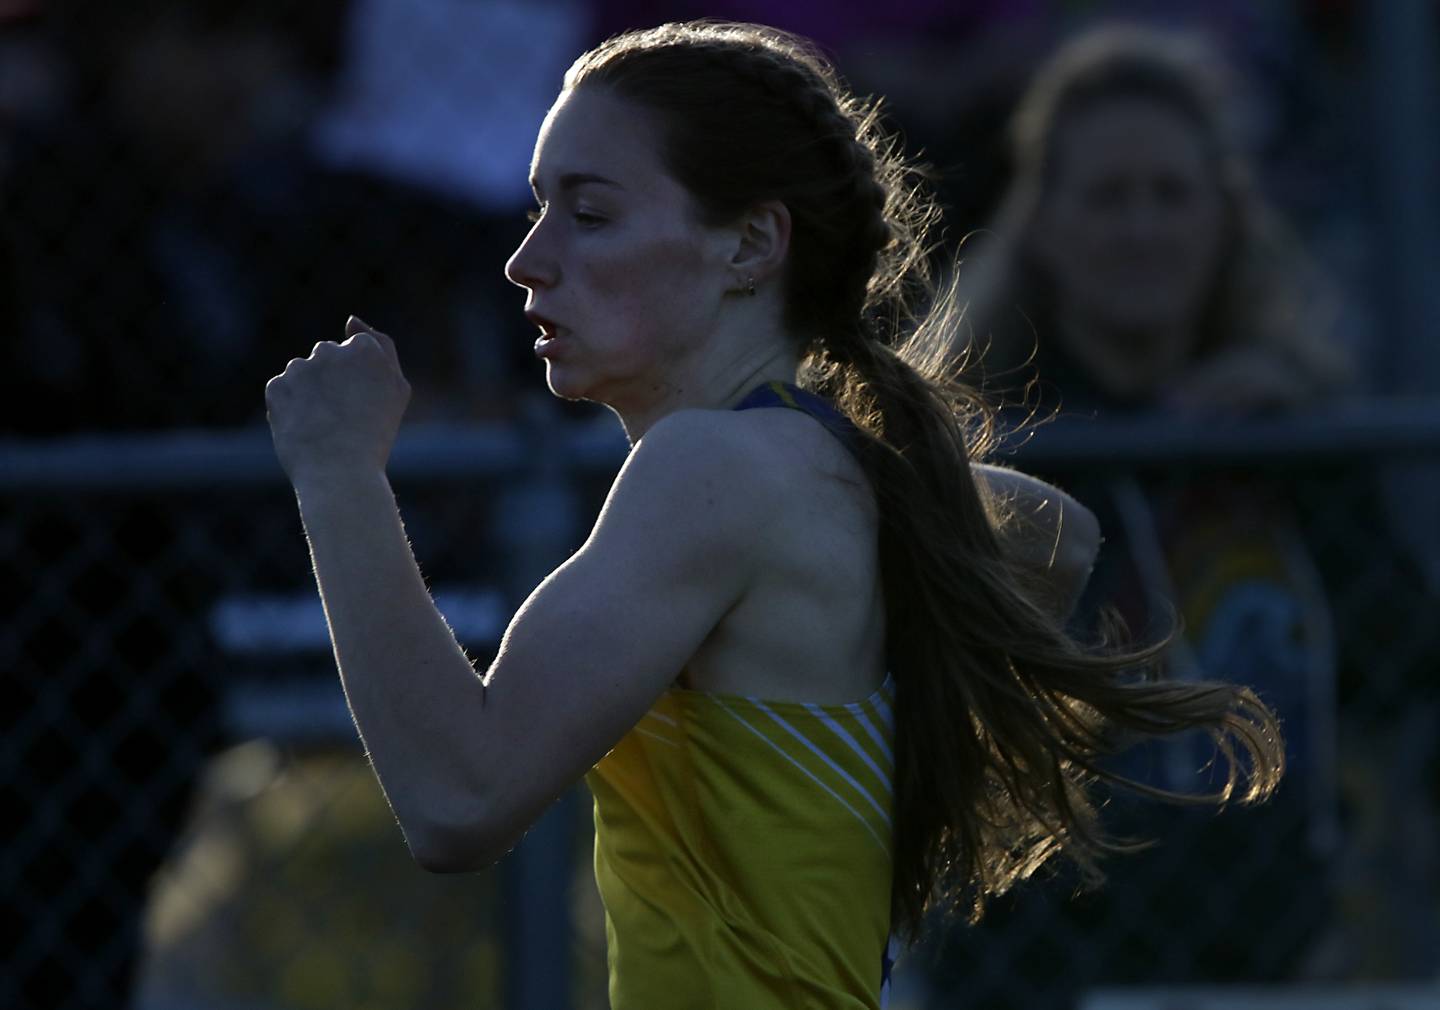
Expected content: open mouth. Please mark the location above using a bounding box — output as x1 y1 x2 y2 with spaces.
525 309 566 357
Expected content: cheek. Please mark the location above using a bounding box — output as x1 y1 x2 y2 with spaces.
1138 203 1224 314
1038 205 1112 294
1176 202 1225 270
584 232 712 347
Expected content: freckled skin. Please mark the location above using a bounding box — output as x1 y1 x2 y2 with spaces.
504 88 739 419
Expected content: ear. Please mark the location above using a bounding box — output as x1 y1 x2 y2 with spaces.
728 200 791 288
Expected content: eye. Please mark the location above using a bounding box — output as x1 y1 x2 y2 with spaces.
573 211 607 229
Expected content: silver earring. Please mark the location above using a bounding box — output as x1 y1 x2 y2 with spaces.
746 275 756 297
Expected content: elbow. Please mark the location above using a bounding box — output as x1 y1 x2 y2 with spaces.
402 798 512 873
1054 498 1102 580
408 836 479 874
1006 495 1100 622
412 846 495 875
1045 501 1100 620
408 821 508 874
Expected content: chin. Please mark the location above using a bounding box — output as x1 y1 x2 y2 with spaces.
544 362 600 403
1102 298 1194 332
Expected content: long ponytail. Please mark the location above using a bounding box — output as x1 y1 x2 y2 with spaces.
569 20 1284 941
812 320 1280 933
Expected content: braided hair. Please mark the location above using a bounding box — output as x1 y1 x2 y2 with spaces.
567 21 1283 942
568 22 924 347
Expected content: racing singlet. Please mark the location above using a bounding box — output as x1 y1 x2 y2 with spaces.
584 381 899 1009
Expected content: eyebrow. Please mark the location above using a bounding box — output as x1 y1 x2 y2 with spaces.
529 172 625 198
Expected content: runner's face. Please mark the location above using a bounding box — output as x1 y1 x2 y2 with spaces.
504 87 735 406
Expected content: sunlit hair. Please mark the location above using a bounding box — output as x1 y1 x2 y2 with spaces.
956 22 1351 400
567 21 1284 941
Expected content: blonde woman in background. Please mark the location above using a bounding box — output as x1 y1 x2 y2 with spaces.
956 24 1352 417
920 25 1369 1008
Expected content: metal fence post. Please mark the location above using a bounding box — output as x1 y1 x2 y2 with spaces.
1368 0 1440 598
494 397 589 1010
1366 0 1440 398
1367 5 1440 972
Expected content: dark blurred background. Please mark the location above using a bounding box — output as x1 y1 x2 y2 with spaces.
1 1 1436 1009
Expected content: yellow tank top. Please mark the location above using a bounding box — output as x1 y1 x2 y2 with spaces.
585 672 898 1009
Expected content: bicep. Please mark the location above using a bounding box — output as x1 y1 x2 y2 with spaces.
475 419 766 837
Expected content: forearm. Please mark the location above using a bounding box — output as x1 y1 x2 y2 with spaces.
293 466 491 857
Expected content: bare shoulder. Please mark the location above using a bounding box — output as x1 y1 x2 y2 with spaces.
625 407 811 499
592 409 795 555
604 405 866 557
634 405 775 460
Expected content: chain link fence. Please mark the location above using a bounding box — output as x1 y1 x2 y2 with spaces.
906 411 1440 1009
1 424 614 1010
4 413 1438 1010
3 3 1438 1009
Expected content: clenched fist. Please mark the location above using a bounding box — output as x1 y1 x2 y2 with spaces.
266 316 412 484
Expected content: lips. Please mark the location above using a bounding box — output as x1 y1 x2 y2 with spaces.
526 309 568 359
535 335 568 360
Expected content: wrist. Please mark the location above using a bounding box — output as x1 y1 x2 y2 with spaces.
290 463 392 509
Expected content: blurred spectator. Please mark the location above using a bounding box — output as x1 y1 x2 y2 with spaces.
0 0 344 433
1 0 559 433
301 0 593 423
0 4 331 1008
0 4 61 173
3 0 592 1000
911 23 1438 1008
955 22 1352 416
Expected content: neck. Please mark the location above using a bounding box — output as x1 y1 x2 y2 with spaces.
610 339 800 445
1051 310 1194 402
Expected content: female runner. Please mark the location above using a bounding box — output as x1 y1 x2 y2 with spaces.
264 21 1283 1009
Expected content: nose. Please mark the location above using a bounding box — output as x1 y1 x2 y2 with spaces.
504 221 557 291
1105 196 1162 250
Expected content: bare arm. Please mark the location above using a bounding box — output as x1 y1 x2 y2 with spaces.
268 329 771 870
973 463 1100 619
290 468 498 862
